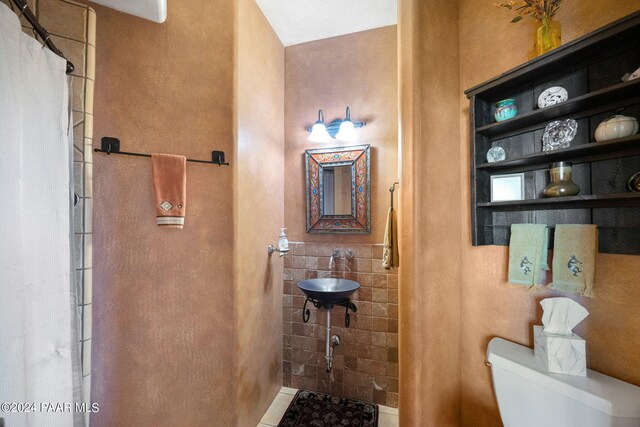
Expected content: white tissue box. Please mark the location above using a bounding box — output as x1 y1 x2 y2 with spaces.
533 325 586 376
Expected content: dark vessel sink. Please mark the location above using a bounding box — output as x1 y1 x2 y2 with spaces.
297 278 360 305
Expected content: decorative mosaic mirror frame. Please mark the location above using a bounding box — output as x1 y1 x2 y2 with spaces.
305 144 371 234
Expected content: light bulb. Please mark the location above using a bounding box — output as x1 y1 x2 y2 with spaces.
336 106 358 142
308 109 331 142
336 119 357 141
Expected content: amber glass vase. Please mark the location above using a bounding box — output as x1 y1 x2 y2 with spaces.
534 18 561 56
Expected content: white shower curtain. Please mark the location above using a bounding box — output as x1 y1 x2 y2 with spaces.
0 4 83 427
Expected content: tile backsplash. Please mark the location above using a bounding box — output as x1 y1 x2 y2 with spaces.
283 242 399 407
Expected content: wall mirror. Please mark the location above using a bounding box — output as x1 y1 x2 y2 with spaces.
305 145 371 234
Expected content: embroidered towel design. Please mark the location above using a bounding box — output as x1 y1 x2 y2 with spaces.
151 153 187 228
550 224 597 297
508 224 549 287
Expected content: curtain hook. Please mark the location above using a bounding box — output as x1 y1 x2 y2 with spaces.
33 32 46 48
18 2 28 19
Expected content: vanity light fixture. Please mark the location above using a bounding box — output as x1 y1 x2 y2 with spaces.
307 106 366 142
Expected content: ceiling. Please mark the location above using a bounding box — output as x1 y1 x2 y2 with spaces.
255 0 397 47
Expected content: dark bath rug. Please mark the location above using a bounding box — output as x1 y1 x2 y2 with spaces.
277 389 378 427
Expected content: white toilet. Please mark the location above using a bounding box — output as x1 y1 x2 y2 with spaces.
487 337 640 427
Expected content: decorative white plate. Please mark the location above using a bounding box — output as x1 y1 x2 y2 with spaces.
486 146 506 163
538 86 569 108
542 119 578 152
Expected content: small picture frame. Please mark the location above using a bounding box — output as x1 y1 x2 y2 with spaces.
491 173 525 202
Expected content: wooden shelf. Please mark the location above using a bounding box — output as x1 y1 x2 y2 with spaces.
478 193 640 211
476 79 640 137
466 12 640 254
477 135 640 173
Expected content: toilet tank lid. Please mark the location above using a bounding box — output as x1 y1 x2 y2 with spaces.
487 337 640 418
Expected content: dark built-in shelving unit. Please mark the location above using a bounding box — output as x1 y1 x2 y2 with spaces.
464 11 640 255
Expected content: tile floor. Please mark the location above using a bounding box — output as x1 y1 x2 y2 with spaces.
258 386 399 426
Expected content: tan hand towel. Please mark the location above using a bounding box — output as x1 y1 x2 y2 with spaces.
508 224 549 287
151 153 187 228
549 224 597 297
382 207 399 270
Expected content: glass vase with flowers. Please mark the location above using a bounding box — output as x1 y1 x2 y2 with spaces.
495 0 563 56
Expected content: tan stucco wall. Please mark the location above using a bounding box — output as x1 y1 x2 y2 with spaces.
235 0 285 425
91 2 237 425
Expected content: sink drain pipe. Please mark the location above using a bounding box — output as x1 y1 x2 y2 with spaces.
325 310 332 371
301 297 357 373
325 309 340 372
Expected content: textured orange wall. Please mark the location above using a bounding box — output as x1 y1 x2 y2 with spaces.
90 2 237 426
458 2 640 426
235 0 285 425
398 0 463 425
284 27 398 243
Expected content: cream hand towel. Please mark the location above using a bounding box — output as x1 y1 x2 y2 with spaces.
382 207 399 269
550 224 597 297
151 153 187 228
508 224 549 287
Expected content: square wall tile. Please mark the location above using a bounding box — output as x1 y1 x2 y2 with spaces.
85 79 94 114
84 113 93 138
83 374 91 403
74 234 83 269
84 197 92 233
84 163 93 198
82 304 92 340
74 198 83 232
50 35 85 78
83 269 92 305
84 138 93 164
87 8 96 46
71 76 85 112
39 0 87 41
86 45 95 80
83 233 92 269
73 123 84 150
82 339 91 375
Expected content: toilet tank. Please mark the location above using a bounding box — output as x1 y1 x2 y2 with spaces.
487 337 640 427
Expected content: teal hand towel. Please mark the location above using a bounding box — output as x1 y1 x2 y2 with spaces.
550 224 597 297
508 224 549 287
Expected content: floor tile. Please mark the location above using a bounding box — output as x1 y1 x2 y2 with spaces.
259 392 295 426
280 386 297 395
379 404 399 415
379 411 400 427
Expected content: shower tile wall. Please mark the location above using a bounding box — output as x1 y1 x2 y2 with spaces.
1 0 96 418
283 242 399 408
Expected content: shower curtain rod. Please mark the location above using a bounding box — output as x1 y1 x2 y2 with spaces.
10 0 75 74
